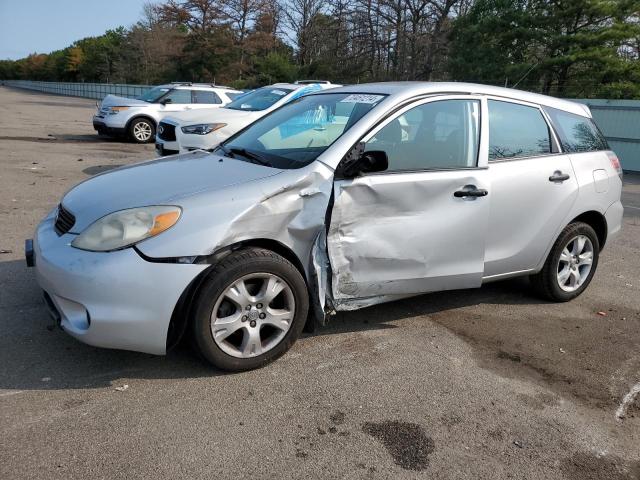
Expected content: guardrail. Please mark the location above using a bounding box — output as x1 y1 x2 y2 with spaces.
1 80 152 100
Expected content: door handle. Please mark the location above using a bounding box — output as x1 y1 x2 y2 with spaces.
454 187 488 198
549 171 570 182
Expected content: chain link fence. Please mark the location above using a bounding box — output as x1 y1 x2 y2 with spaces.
1 80 152 100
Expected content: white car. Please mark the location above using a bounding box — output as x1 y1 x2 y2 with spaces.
92 83 244 143
155 82 339 155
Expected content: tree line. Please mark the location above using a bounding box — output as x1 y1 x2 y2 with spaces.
1 0 639 98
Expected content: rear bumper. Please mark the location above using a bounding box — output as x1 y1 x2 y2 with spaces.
31 213 207 355
604 200 624 246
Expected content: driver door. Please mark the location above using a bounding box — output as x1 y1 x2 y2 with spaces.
327 96 491 305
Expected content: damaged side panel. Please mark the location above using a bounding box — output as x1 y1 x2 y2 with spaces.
327 169 491 310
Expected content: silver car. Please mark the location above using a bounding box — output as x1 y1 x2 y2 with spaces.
27 82 624 371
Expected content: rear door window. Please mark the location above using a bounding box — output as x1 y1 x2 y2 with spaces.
488 100 552 160
543 107 608 152
193 90 222 104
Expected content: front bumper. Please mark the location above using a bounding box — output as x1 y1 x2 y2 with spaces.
155 138 180 156
93 116 126 136
30 214 207 355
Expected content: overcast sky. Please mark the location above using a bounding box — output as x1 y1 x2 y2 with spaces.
0 0 151 60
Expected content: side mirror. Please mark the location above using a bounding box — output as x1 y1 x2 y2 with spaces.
339 144 388 178
160 98 173 105
358 150 388 174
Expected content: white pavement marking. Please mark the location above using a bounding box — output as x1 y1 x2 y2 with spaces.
623 204 640 210
615 381 640 420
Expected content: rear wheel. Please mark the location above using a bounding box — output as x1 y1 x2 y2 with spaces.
191 248 309 371
530 222 599 302
128 118 155 143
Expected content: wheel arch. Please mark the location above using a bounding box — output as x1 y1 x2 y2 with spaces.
125 114 157 131
166 238 311 350
569 210 608 249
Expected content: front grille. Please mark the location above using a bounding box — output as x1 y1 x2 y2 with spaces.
54 204 75 236
158 122 176 141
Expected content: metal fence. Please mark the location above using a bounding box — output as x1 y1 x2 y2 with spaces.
1 80 639 171
1 80 152 100
575 99 640 172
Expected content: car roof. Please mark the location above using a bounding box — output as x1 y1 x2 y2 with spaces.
310 81 591 117
156 83 241 92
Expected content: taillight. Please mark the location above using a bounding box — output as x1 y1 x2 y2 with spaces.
607 151 623 179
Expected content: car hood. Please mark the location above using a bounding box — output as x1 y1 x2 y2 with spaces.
62 151 281 232
162 108 260 126
100 94 150 108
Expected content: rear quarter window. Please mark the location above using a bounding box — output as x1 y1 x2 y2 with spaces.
544 107 608 153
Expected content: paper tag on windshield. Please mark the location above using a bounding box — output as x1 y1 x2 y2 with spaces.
271 90 287 96
340 94 384 104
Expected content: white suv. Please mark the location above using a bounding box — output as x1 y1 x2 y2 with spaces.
155 81 339 155
92 83 244 143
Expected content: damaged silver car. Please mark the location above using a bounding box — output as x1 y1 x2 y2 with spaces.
27 82 624 371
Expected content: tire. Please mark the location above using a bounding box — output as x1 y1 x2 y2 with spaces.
191 248 309 371
530 222 600 302
128 117 155 143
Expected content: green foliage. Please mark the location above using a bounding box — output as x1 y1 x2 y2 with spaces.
449 0 640 98
1 0 639 98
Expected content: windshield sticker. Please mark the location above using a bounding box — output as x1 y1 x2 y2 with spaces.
340 94 384 104
271 90 288 96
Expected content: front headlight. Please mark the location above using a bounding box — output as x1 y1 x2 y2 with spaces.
71 206 181 252
181 123 226 135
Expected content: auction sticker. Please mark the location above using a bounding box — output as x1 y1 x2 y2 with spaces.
340 94 385 104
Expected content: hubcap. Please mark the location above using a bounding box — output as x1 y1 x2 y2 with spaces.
210 273 295 358
133 121 152 141
557 235 594 292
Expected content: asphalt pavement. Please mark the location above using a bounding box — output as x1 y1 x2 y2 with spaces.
1 86 639 479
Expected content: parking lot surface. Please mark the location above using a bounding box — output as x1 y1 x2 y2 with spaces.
1 86 639 479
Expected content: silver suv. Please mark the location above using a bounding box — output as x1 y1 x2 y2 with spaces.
92 82 244 143
29 82 623 371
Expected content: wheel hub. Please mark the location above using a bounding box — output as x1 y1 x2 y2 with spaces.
210 273 295 358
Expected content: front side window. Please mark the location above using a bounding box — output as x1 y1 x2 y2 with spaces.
488 100 552 160
544 107 608 153
193 90 221 104
225 87 294 111
162 89 193 104
219 93 387 169
364 99 480 171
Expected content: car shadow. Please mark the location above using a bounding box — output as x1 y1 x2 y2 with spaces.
0 257 545 392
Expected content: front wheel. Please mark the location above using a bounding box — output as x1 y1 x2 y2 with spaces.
128 118 155 143
530 222 600 302
191 248 309 371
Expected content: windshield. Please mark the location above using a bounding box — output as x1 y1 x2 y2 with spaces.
138 86 171 103
218 92 387 169
226 92 246 101
225 87 294 111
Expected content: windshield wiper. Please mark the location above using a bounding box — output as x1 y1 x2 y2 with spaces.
216 144 235 158
228 147 271 167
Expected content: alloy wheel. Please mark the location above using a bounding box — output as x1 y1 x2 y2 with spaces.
210 273 295 358
556 234 594 292
133 121 152 141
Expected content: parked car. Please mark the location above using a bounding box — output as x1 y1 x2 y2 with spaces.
155 81 339 156
93 82 244 143
28 82 623 371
